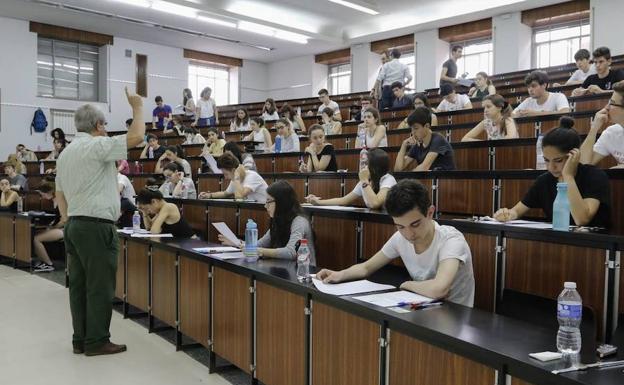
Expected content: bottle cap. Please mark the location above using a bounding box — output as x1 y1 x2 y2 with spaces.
556 182 568 188
564 281 577 289
300 239 308 244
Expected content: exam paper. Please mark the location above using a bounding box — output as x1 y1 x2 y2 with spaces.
131 233 173 238
212 222 240 245
209 251 245 260
193 246 240 253
352 291 435 307
311 278 394 296
473 217 552 229
203 154 222 174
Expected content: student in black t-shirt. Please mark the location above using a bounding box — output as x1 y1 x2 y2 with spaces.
494 117 611 228
394 107 455 172
301 124 338 172
440 46 462 87
573 47 624 96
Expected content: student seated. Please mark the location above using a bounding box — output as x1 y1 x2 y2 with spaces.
229 108 250 132
136 188 196 238
572 47 624 96
271 118 300 153
152 96 173 129
306 148 395 210
301 124 338 172
201 128 226 157
0 178 19 211
391 81 413 109
467 72 496 100
183 127 206 145
553 49 596 87
4 162 28 191
494 117 610 228
316 179 475 307
397 93 439 128
6 155 27 175
352 96 373 121
32 182 64 273
321 107 342 135
15 144 38 162
219 180 315 262
261 98 280 121
394 107 455 172
355 107 387 148
117 171 136 204
198 153 268 203
311 88 341 121
580 81 624 168
117 159 130 175
436 84 472 112
159 163 197 199
243 117 272 152
163 115 184 136
280 104 306 133
223 141 257 171
513 71 570 117
45 138 66 160
155 146 192 177
461 94 518 141
140 134 167 159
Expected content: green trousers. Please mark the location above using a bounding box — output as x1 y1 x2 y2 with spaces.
64 218 119 351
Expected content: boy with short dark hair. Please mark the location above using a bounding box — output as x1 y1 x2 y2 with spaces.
152 96 172 129
573 47 624 96
391 81 414 109
513 71 570 117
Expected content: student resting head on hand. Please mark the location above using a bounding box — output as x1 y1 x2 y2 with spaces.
462 94 518 141
198 153 268 203
135 188 196 238
301 124 338 172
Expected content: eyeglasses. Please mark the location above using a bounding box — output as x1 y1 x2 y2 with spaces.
607 99 624 109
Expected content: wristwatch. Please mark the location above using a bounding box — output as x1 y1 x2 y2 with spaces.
361 182 370 189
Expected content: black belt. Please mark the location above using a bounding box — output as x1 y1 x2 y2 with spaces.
70 216 115 225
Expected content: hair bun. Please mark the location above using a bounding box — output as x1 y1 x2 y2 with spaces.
558 116 575 129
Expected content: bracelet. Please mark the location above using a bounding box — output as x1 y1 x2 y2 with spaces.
361 182 370 188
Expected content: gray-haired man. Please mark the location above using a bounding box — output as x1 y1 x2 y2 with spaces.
56 87 145 356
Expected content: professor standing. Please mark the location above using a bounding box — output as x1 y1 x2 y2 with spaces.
56 87 145 356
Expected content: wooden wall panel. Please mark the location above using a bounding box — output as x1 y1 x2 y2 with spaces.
315 48 351 65
30 21 113 45
181 202 208 239
308 178 342 200
437 179 493 216
464 233 496 312
136 54 147 98
198 176 222 194
256 282 306 385
438 18 492 43
454 147 490 170
275 154 301 173
151 248 177 327
388 330 496 385
178 256 210 348
184 49 242 67
312 216 357 271
255 157 273 173
115 239 125 300
0 215 15 258
335 153 359 172
126 241 149 312
521 0 589 27
371 34 414 54
208 206 238 243
212 267 251 373
14 217 31 264
494 145 536 170
274 177 306 200
311 302 379 385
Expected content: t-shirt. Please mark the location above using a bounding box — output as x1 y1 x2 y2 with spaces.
225 170 268 203
436 94 471 112
381 222 475 307
313 144 337 172
204 139 226 156
521 164 611 228
392 94 414 109
197 98 216 118
568 64 596 83
581 69 624 91
440 59 458 86
159 177 197 200
513 92 569 114
117 173 136 204
262 111 280 121
177 159 192 177
149 145 167 160
351 173 397 208
593 123 624 165
9 174 28 192
275 134 300 153
152 105 172 129
407 133 456 170
317 100 340 115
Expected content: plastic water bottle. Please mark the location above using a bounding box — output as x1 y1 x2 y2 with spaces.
132 211 141 231
17 196 23 213
134 161 140 174
244 219 259 262
274 136 282 154
359 147 369 170
536 134 546 170
357 124 367 149
39 161 44 174
296 239 311 282
553 183 570 231
148 146 154 159
557 282 582 359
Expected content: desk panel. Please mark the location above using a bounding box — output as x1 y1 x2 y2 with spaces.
464 233 496 312
179 256 210 348
0 215 14 258
126 241 149 312
387 330 496 385
499 179 545 219
181 202 208 239
239 207 270 237
311 301 379 385
454 147 490 171
275 154 301 173
449 127 472 143
494 145 536 170
256 282 306 385
15 217 32 264
198 177 222 194
151 247 177 327
312 216 357 270
254 157 273 173
273 177 306 199
308 178 342 200
208 206 238 243
438 179 492 216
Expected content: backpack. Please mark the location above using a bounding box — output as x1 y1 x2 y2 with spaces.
31 108 48 134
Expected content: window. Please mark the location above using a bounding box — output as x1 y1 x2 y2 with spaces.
533 20 590 68
328 63 351 95
454 39 493 79
398 52 415 90
188 63 232 106
37 38 99 101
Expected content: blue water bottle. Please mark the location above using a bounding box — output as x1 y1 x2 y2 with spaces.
244 219 259 262
552 182 570 231
274 136 282 153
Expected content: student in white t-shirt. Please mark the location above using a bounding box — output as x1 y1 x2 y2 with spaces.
553 49 596 87
198 153 268 203
271 118 300 153
117 172 136 205
310 88 342 121
261 98 280 121
580 81 624 168
306 148 396 210
513 71 570 117
192 87 219 127
316 179 475 307
436 84 472 112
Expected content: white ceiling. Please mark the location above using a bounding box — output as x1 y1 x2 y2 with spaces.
0 0 567 62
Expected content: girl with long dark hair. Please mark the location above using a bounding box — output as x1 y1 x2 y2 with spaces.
135 188 196 238
462 94 518 141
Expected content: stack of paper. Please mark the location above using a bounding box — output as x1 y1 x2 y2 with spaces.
193 246 240 254
311 278 394 295
352 290 435 307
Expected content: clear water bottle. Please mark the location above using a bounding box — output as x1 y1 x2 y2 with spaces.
244 219 259 262
274 136 282 153
536 134 546 170
296 239 311 282
359 147 369 170
134 161 140 174
17 196 23 213
357 124 367 149
148 146 154 159
553 183 570 231
132 211 141 231
557 282 582 359
39 161 44 175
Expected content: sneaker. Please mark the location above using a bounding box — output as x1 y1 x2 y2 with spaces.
32 261 45 268
34 263 55 273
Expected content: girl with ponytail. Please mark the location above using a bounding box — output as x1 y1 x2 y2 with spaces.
462 94 518 141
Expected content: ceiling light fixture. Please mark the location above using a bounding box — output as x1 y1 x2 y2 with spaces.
238 21 309 44
110 0 151 7
197 15 236 28
151 1 197 18
327 0 379 15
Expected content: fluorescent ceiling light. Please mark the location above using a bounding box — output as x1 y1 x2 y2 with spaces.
151 1 197 18
110 0 151 7
328 0 379 15
197 15 236 28
227 1 318 34
238 21 309 44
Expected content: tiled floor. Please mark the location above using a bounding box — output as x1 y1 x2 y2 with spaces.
0 265 238 385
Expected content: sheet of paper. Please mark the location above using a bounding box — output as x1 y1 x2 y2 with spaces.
301 204 368 211
352 290 435 307
209 251 245 260
203 154 222 174
193 246 240 253
212 222 239 245
130 233 173 238
473 217 552 229
457 78 474 87
311 278 394 296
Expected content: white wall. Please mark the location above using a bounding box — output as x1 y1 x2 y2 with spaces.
266 55 327 101
414 29 449 90
492 12 533 74
351 43 381 93
240 60 268 103
591 0 624 56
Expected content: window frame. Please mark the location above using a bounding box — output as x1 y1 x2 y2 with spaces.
452 37 494 79
188 62 232 106
531 18 591 69
328 62 352 95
